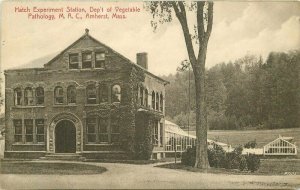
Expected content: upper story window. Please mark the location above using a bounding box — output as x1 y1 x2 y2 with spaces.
144 89 148 107
152 91 155 109
160 93 163 112
99 83 108 103
36 87 44 105
69 54 79 69
67 85 76 104
95 52 105 68
139 87 144 106
86 84 97 104
14 88 22 106
82 52 92 69
54 86 64 104
24 87 34 106
112 85 121 103
156 92 159 111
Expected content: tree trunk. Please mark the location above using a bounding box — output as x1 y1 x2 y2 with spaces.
193 45 209 169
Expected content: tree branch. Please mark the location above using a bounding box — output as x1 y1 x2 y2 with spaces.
197 1 205 41
205 2 214 41
172 1 197 66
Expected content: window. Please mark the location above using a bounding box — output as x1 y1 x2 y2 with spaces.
25 119 33 143
67 85 76 104
139 87 144 106
69 54 79 69
99 83 108 103
156 93 159 111
86 84 97 104
36 87 44 105
14 88 22 106
14 120 22 143
54 86 64 104
152 91 155 109
36 119 45 143
87 118 97 143
24 87 34 106
99 117 108 143
82 52 92 69
160 122 163 146
152 121 158 146
111 116 120 143
160 94 163 111
144 89 148 107
112 85 121 103
95 52 105 68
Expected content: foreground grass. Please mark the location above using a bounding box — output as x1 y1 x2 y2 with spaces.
0 161 107 175
157 159 300 175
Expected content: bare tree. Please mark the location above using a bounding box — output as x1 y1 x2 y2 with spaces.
146 1 214 169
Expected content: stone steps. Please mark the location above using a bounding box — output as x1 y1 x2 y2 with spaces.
40 153 86 161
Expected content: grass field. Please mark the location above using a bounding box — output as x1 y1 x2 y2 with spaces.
189 128 300 149
0 161 107 175
157 159 300 175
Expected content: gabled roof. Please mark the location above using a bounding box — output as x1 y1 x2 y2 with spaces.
44 29 169 85
263 136 296 147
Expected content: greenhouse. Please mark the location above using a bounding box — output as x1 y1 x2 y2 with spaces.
164 120 232 153
263 136 297 155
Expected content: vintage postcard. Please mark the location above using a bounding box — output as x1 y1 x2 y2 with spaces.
0 0 299 189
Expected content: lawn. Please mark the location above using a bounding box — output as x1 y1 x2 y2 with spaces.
0 161 107 175
190 128 300 153
157 159 300 175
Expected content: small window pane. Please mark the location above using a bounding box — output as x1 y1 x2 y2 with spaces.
69 54 79 69
95 52 105 68
82 53 92 69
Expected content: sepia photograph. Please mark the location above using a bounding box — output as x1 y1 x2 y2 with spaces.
0 0 299 189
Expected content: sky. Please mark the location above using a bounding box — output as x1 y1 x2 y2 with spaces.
1 1 299 76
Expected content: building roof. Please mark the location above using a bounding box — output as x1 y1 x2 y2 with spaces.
44 29 169 85
5 29 169 85
165 120 229 147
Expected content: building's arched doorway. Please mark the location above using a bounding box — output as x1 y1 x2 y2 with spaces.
55 120 76 153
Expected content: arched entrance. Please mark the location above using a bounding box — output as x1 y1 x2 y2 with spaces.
55 120 76 153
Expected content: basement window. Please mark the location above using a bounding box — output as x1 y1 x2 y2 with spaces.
69 54 79 69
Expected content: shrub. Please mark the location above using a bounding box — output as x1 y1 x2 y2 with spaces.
208 144 226 168
244 140 257 148
181 146 196 166
239 156 247 171
246 154 260 172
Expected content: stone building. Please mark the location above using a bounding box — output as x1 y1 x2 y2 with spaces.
4 29 168 160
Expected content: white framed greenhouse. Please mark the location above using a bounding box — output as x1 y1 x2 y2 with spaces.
164 120 232 153
263 136 297 155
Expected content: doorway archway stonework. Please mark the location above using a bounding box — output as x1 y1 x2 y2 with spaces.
47 112 83 153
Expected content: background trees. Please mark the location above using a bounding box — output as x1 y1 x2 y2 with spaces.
162 51 300 130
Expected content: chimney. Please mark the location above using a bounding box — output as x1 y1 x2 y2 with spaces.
136 52 148 70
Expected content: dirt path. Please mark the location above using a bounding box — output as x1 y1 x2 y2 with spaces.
0 161 299 189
